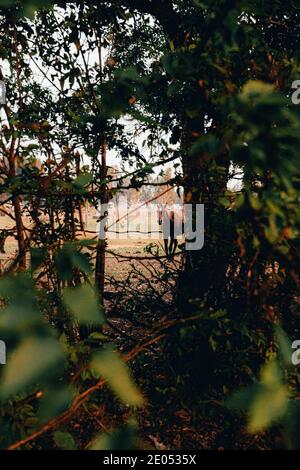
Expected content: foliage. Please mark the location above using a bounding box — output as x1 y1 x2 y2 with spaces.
0 0 300 451
229 328 300 449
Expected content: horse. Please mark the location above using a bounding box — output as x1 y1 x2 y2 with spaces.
157 205 184 258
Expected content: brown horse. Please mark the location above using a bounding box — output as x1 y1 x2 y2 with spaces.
157 205 183 258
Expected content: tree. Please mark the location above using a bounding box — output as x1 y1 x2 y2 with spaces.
1 0 300 451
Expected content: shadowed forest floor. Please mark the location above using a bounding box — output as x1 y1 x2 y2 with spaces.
0 212 284 450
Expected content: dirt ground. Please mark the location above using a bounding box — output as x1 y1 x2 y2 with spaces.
0 208 168 275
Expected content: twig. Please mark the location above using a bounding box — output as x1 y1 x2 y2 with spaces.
7 333 166 450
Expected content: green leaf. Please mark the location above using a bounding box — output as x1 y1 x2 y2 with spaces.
0 337 64 398
53 431 77 450
55 243 92 280
88 332 107 341
240 80 275 100
228 360 290 434
73 173 93 189
38 386 74 422
188 135 221 158
70 252 92 275
0 273 35 302
0 303 40 333
91 349 144 407
248 361 289 433
90 421 137 450
63 284 105 325
30 247 47 272
54 245 74 281
275 327 293 367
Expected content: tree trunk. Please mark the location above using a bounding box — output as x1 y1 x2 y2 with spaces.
95 137 108 305
12 195 27 270
178 117 231 311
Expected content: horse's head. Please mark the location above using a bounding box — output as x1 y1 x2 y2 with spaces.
157 207 163 225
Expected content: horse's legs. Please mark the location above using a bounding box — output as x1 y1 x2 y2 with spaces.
164 238 169 256
172 239 178 256
169 237 174 257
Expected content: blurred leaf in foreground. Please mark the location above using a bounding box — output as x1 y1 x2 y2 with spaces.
275 326 293 367
53 431 77 450
91 348 144 407
0 337 64 399
38 386 75 422
229 360 289 434
90 420 137 450
247 361 289 433
63 284 105 325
